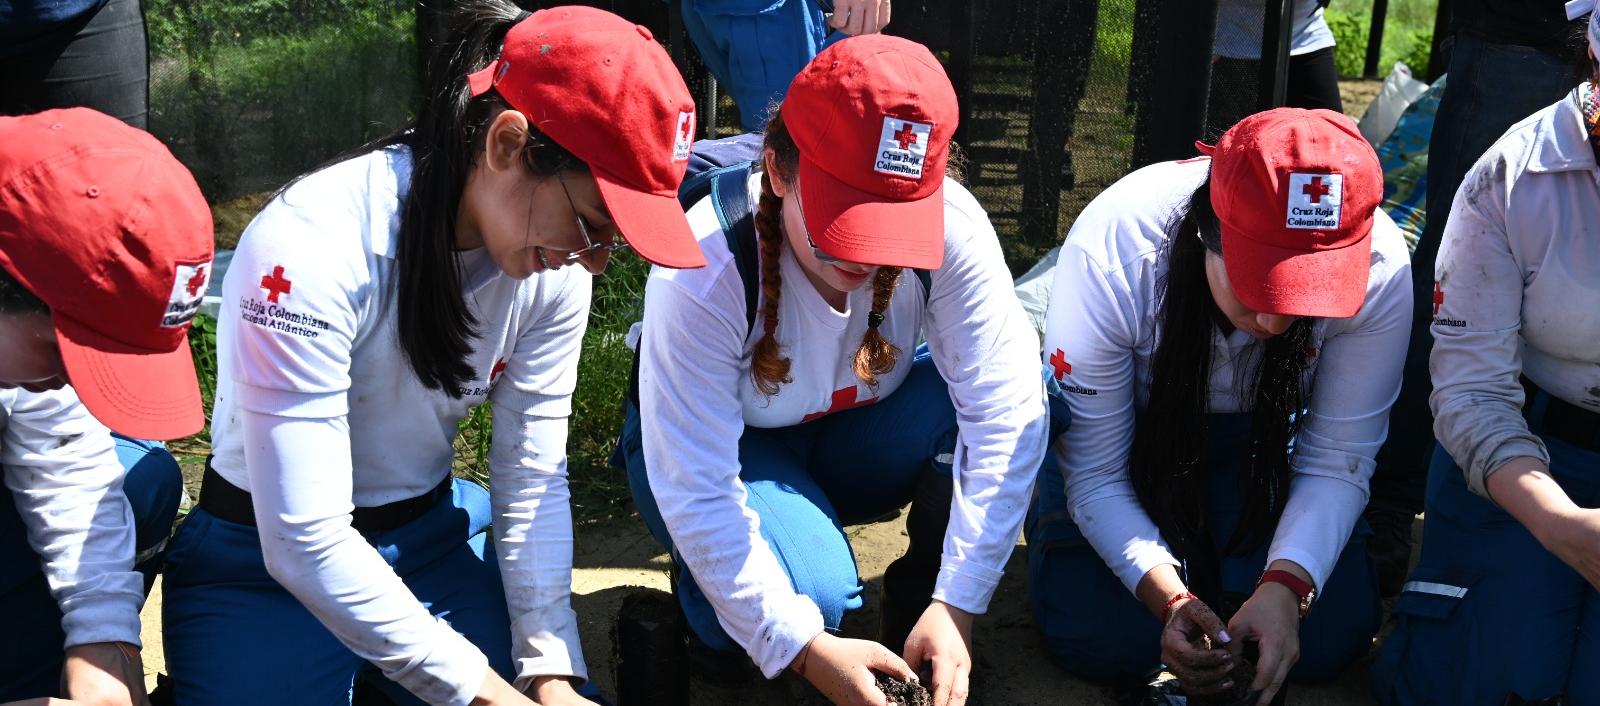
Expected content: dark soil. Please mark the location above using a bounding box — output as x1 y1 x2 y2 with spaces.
875 674 932 706
1186 657 1257 706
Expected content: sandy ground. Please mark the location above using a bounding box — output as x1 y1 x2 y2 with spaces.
139 510 1401 705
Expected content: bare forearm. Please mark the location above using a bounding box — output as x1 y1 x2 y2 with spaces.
1485 456 1577 542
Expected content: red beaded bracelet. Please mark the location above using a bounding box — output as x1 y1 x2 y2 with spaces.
1162 591 1199 625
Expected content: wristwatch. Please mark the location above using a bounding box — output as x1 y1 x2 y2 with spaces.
1257 569 1316 619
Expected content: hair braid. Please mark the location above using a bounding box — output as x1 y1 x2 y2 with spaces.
852 266 903 387
750 170 793 396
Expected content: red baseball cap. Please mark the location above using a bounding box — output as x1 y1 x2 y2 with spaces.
466 6 704 268
1197 108 1381 318
782 35 958 270
0 108 214 440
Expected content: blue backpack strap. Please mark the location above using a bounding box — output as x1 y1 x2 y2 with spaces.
912 268 931 304
701 162 761 335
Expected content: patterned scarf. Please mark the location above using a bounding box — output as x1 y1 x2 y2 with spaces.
1584 82 1600 160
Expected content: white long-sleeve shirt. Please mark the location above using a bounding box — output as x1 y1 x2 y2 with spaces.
1431 87 1600 498
210 145 590 706
636 173 1048 678
1041 157 1413 594
3 387 143 650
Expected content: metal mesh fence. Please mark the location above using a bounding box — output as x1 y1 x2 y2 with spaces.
146 0 1284 269
147 0 418 203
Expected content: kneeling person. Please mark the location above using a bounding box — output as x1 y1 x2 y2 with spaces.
0 108 211 705
1029 109 1407 704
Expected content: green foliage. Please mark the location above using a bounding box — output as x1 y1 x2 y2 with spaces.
148 0 416 200
1324 3 1436 78
187 314 219 447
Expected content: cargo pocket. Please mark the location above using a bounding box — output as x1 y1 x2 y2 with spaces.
1372 568 1480 705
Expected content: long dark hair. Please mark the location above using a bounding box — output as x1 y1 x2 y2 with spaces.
1128 177 1315 601
280 0 583 395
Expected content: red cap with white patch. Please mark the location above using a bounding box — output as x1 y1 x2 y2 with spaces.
0 108 214 440
1196 108 1381 318
782 35 958 270
466 6 704 268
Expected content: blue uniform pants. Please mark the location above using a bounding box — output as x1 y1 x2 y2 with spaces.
680 0 837 131
1373 396 1600 705
0 434 181 701
1026 413 1382 684
618 353 962 652
161 477 604 705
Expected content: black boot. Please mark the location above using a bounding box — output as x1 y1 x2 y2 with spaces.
878 467 953 654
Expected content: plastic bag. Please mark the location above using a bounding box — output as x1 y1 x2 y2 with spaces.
1358 62 1430 147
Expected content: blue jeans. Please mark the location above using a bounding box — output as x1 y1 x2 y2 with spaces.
0 434 181 701
1026 413 1382 684
162 477 605 705
680 0 838 131
1369 33 1576 521
1373 398 1600 705
618 353 962 651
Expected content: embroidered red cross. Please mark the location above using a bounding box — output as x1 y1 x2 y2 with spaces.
679 116 693 140
260 266 292 303
185 264 209 297
489 358 507 383
1432 282 1444 316
893 123 918 151
1048 349 1072 381
803 385 879 422
1302 176 1331 203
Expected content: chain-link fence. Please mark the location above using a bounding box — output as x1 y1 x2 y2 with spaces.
148 0 418 204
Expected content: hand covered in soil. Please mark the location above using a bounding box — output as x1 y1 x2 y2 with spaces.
901 600 973 706
827 0 891 35
1160 597 1235 696
61 642 147 706
525 676 599 706
792 632 917 706
1226 582 1302 706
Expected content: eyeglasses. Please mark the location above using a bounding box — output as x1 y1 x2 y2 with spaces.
792 177 844 265
552 171 629 263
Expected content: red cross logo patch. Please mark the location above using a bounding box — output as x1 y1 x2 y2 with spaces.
260 265 293 304
1432 282 1444 316
1048 349 1072 381
875 116 932 179
489 358 508 384
161 260 212 328
1285 173 1343 230
672 110 694 162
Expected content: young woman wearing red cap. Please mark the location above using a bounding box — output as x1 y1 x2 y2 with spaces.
616 36 1052 706
159 4 702 706
0 108 212 706
1029 108 1410 705
1374 15 1600 702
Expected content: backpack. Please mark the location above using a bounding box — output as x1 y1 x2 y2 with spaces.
626 132 932 406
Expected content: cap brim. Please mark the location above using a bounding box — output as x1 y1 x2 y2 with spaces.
1222 229 1372 319
594 170 706 269
55 318 204 441
797 156 945 271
